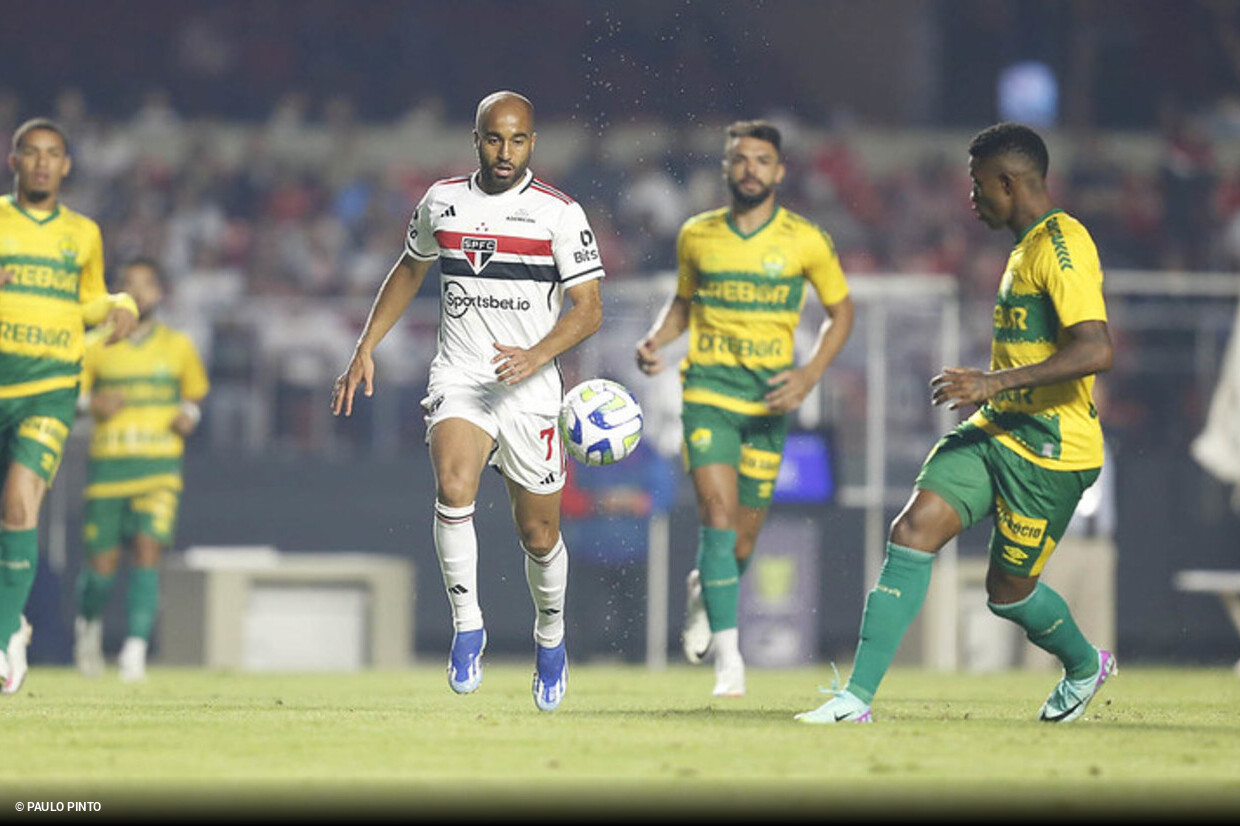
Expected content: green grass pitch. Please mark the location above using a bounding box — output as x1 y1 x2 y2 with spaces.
2 663 1238 820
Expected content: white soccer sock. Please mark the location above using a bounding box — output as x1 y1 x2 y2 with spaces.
712 627 741 662
434 501 483 632
524 535 568 648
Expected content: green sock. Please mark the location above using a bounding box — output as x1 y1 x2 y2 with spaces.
737 553 753 578
845 543 935 704
127 566 161 642
0 527 39 639
697 526 739 632
989 582 1098 680
76 566 116 620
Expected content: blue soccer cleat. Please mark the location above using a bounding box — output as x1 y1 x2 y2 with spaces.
447 628 486 694
532 640 568 712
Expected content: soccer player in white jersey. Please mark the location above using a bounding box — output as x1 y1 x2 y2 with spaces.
333 91 604 712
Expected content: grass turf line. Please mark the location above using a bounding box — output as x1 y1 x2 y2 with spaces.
2 664 1238 818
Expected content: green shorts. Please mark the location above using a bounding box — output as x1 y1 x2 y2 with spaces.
0 386 78 483
83 488 180 553
915 422 1100 577
681 401 788 509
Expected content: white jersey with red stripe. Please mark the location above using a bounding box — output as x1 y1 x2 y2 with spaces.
405 169 605 414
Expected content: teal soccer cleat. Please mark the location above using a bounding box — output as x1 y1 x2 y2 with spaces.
1038 648 1118 723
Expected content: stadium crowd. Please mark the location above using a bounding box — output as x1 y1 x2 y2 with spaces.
1 85 1236 456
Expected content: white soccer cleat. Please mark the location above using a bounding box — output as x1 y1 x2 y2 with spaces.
681 569 712 665
118 637 148 683
74 617 105 679
2 616 33 695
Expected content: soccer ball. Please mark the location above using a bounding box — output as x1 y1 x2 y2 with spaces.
559 379 644 466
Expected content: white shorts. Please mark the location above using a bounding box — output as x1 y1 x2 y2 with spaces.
422 372 565 495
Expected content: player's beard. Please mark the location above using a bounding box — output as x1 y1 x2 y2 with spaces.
24 189 53 205
480 158 528 193
728 178 774 208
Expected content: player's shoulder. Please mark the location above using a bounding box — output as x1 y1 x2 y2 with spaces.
428 174 472 192
55 201 102 235
526 175 577 206
1025 209 1100 276
679 207 730 237
778 206 821 231
776 207 837 250
153 322 195 349
421 174 473 204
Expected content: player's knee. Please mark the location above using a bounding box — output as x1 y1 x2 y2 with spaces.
1 489 43 529
518 524 559 557
697 499 734 530
888 511 939 552
985 567 1036 605
90 551 122 576
435 475 479 509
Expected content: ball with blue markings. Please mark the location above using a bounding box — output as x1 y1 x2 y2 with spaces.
559 379 644 466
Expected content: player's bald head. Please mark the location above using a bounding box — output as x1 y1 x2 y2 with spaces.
475 91 534 132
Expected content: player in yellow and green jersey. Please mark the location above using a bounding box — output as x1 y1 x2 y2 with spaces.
798 122 1117 725
0 118 137 695
73 256 208 681
636 120 854 697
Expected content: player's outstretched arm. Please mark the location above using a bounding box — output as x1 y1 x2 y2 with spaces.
766 295 855 413
333 253 432 416
493 277 602 386
931 319 1112 411
636 295 690 376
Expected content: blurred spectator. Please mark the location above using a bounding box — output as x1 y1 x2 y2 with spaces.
1157 114 1219 271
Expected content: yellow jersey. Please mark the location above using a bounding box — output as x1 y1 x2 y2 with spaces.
81 322 210 498
969 209 1108 470
0 194 135 399
675 206 849 415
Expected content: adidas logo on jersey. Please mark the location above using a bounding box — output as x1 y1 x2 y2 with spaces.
440 205 456 219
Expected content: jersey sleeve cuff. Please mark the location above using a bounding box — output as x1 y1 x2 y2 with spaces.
561 266 605 287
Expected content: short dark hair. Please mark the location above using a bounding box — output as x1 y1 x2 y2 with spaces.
11 117 69 154
726 119 782 156
121 255 163 283
968 122 1049 178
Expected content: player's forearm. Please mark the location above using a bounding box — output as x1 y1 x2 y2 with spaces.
803 298 855 379
530 292 603 365
355 256 426 354
644 296 690 349
82 291 139 326
989 324 1112 392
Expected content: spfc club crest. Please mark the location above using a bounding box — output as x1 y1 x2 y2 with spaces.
461 236 497 274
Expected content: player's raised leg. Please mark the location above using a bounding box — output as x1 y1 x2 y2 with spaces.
429 417 492 694
797 488 956 723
